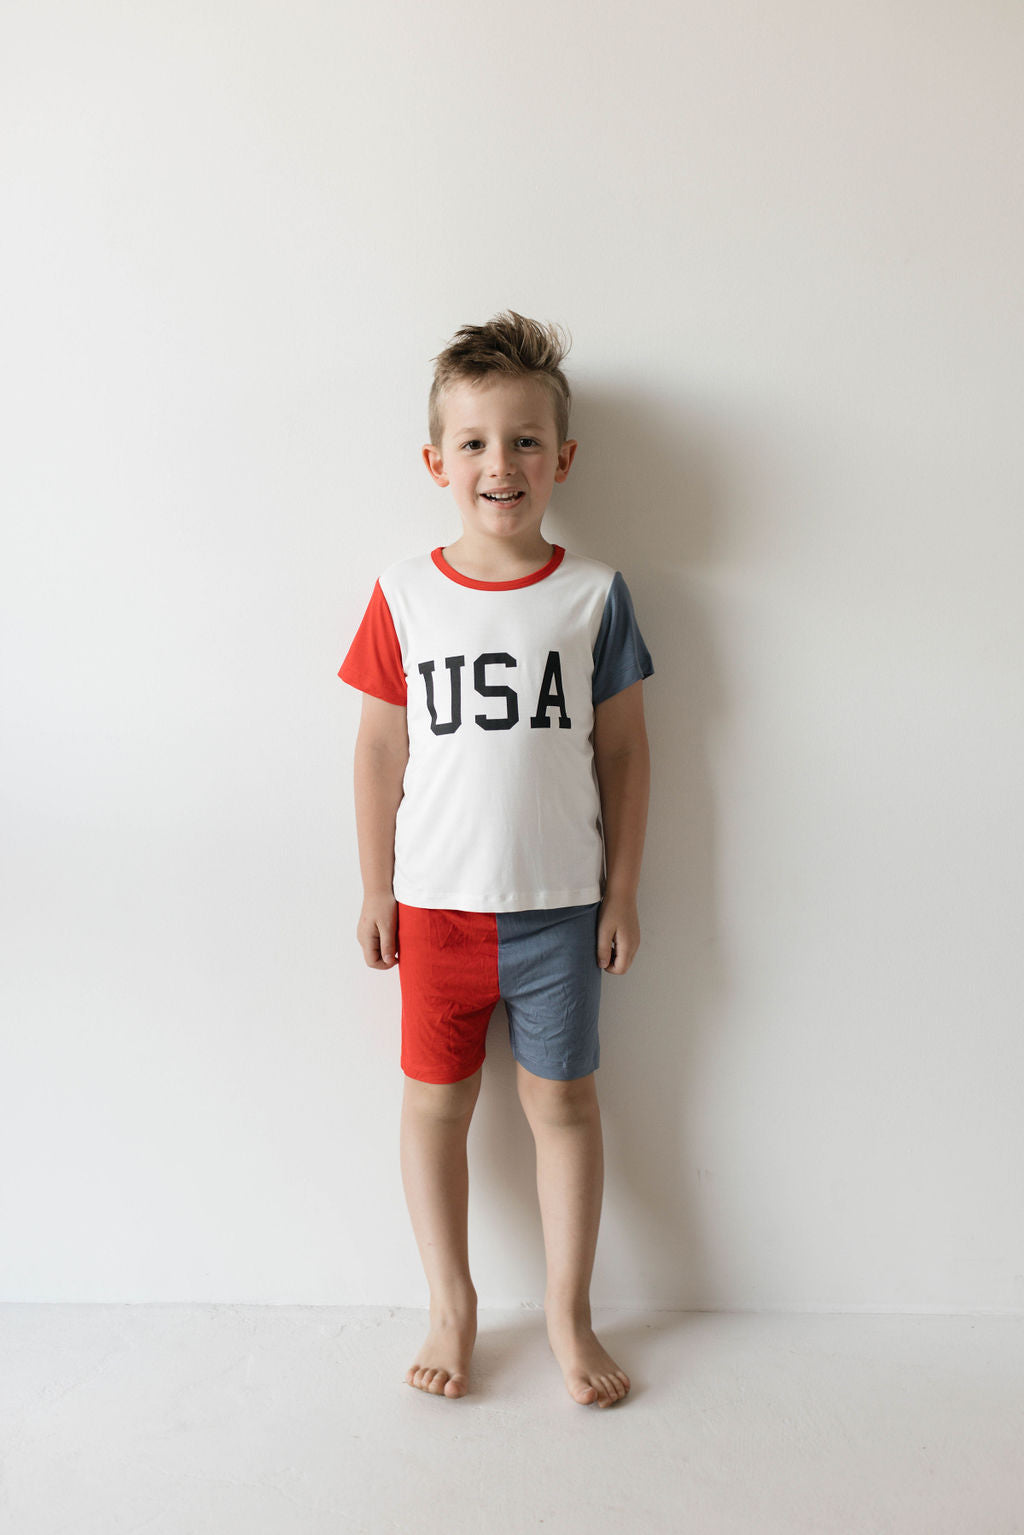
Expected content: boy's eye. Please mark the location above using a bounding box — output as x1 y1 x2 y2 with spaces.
458 436 540 451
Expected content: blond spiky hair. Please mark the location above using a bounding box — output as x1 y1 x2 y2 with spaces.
428 311 573 446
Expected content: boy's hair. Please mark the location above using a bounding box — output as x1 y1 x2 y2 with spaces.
428 311 572 446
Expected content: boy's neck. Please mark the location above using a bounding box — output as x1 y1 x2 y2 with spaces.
441 531 555 583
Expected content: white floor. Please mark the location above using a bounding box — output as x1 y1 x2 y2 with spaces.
1 1306 1022 1535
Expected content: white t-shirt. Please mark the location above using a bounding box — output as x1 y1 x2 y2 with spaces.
339 544 653 913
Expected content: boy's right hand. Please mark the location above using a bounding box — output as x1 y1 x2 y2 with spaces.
357 895 399 970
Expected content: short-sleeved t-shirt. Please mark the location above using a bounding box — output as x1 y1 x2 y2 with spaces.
339 545 653 913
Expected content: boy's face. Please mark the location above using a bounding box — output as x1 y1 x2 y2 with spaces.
422 376 577 546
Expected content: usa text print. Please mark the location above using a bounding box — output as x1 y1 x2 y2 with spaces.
418 652 573 735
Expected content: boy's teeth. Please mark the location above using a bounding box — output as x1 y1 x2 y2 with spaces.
484 492 521 501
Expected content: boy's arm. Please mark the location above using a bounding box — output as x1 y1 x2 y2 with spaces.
593 680 650 975
353 692 409 970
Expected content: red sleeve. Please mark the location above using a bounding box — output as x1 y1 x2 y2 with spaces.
337 581 407 705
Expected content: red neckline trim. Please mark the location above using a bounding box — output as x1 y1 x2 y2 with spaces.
431 545 565 590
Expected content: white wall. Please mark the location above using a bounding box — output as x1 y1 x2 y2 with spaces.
2 0 1022 1311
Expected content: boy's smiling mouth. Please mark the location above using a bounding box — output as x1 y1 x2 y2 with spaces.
481 490 525 504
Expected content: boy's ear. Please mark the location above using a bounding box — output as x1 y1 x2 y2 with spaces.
554 438 578 483
422 444 449 487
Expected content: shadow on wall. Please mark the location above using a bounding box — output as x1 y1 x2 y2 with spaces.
467 385 733 1309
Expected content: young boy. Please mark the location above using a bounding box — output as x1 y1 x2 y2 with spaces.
338 312 652 1408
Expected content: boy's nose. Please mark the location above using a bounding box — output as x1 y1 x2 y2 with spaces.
488 447 516 475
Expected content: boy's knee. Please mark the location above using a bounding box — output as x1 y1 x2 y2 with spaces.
517 1069 598 1128
403 1070 481 1123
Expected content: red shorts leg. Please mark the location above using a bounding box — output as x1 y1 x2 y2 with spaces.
397 904 500 1084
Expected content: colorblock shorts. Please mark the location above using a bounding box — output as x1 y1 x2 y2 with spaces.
396 902 603 1085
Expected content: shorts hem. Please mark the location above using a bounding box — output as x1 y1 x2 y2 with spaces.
510 1055 600 1082
401 1056 486 1086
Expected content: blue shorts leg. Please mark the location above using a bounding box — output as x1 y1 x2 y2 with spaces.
495 903 603 1081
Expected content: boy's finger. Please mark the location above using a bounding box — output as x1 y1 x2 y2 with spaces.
597 925 615 969
356 910 398 968
379 917 397 966
604 934 637 975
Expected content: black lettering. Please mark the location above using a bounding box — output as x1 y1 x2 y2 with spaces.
474 652 519 730
530 651 572 729
419 656 464 735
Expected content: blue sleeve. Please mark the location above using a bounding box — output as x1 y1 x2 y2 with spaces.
592 572 654 706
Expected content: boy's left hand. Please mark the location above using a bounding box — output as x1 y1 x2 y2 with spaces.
597 894 641 975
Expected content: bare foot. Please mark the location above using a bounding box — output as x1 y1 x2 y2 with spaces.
546 1313 631 1408
405 1307 477 1399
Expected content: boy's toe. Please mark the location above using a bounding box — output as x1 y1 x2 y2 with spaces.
568 1375 599 1405
596 1372 629 1406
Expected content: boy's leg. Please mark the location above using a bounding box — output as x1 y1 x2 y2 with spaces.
515 1065 630 1408
400 1068 482 1398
